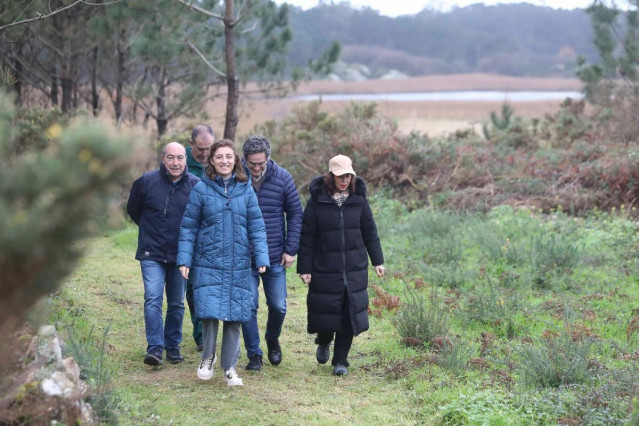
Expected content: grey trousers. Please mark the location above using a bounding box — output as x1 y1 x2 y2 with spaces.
201 319 241 371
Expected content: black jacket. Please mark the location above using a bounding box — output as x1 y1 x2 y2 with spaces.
297 176 384 336
127 162 200 264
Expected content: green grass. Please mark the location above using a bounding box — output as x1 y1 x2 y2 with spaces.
51 225 417 425
48 199 639 424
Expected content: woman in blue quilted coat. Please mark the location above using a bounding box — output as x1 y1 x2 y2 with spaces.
178 139 269 386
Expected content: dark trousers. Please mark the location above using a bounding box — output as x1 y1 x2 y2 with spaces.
186 276 203 345
315 289 354 367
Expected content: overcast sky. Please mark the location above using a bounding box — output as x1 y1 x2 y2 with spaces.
275 0 625 17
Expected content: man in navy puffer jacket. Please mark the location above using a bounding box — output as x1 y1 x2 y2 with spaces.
241 136 303 371
127 142 200 366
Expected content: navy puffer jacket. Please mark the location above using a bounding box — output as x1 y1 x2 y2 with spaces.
177 173 269 322
127 162 200 264
244 160 303 264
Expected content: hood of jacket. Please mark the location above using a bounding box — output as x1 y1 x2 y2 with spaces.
308 175 367 201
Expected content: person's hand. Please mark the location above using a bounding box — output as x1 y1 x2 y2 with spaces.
374 265 385 278
300 274 311 285
179 265 190 280
258 266 267 273
280 253 296 268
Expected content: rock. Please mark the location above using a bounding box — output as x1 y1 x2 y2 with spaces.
41 371 76 397
37 325 63 367
0 325 95 424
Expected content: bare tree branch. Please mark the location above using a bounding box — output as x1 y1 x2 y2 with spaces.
185 37 226 78
0 0 124 34
0 0 83 33
238 20 257 35
173 0 224 21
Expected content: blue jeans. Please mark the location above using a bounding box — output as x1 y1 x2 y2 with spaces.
241 264 287 358
140 260 185 353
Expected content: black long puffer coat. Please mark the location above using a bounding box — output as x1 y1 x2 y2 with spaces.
297 176 384 336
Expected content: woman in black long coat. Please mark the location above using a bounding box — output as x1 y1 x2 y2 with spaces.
297 154 385 376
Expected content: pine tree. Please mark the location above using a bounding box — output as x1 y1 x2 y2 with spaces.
577 1 639 102
0 91 145 336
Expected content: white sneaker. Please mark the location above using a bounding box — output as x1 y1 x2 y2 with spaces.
197 354 216 380
224 367 243 386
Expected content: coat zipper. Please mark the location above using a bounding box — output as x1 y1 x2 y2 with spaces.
163 185 175 263
339 207 348 288
227 192 233 319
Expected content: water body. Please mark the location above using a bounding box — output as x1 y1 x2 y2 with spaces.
291 91 583 102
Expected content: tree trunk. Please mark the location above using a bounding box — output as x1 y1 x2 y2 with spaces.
60 15 78 114
72 77 78 110
223 0 239 141
156 67 168 137
13 42 23 107
114 28 126 124
157 118 168 137
61 76 72 113
50 67 59 107
91 45 99 117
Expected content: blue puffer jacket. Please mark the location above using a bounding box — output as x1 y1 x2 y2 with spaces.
177 173 270 322
244 160 303 264
127 162 200 264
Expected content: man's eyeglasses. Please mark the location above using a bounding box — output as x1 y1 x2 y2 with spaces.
193 146 211 153
247 160 267 169
164 155 185 162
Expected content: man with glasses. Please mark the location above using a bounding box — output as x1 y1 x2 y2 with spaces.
241 136 303 371
127 142 200 366
184 125 215 351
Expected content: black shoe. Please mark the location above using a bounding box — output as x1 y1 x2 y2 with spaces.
266 338 282 365
196 343 203 352
333 363 348 376
245 355 263 371
316 344 330 364
166 349 184 364
144 351 163 366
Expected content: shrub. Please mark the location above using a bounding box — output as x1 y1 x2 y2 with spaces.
516 325 594 388
460 273 522 338
402 208 475 288
439 390 548 425
253 95 639 213
522 380 637 425
393 283 450 350
0 91 148 355
253 100 433 204
60 324 119 424
528 233 582 289
436 339 476 377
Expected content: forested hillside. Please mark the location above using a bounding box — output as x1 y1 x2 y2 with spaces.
287 2 596 78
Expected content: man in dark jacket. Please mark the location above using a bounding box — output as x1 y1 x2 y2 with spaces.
241 135 303 371
127 142 200 366
184 124 214 351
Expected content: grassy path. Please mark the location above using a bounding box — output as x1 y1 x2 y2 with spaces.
56 226 417 425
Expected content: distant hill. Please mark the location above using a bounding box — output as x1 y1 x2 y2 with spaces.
287 2 596 79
